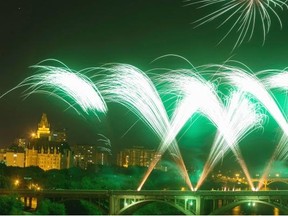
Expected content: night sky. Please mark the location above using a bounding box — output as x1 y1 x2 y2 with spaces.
1 0 288 170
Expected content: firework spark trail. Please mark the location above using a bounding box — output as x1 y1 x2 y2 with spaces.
163 71 225 147
262 71 288 160
0 60 107 118
257 130 288 189
220 65 288 190
196 90 265 190
187 0 287 50
256 71 288 189
94 64 193 191
221 65 288 135
97 146 112 155
144 69 229 189
275 134 288 160
97 133 111 147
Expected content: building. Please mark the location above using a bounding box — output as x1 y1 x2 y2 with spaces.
0 146 25 167
50 129 67 142
36 113 50 139
95 151 109 166
5 151 25 167
117 146 157 168
72 144 110 169
25 113 72 171
26 139 71 170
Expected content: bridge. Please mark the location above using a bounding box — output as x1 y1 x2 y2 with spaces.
251 178 288 190
213 175 288 191
1 189 288 215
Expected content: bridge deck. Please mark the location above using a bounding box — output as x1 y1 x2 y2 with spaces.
1 189 287 197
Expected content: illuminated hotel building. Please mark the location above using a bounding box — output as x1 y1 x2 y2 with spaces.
5 151 25 167
117 146 157 168
25 113 72 171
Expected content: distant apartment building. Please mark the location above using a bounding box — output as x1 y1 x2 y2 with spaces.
50 129 67 142
72 144 110 169
117 146 157 168
0 146 25 167
25 113 72 171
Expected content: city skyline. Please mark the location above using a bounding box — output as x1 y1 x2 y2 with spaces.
1 0 288 174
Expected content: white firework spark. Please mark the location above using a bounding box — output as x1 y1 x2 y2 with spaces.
94 64 193 191
196 90 265 190
187 0 288 50
256 70 288 189
1 59 107 119
98 133 111 147
220 64 288 135
154 69 226 188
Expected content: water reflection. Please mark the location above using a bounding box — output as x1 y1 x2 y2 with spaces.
230 204 281 215
232 206 241 215
20 197 37 209
274 207 280 216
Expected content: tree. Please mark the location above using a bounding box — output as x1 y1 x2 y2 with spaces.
64 200 103 215
80 200 103 215
0 195 23 215
36 199 65 215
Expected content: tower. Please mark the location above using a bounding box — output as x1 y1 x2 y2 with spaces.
36 113 50 139
26 113 72 170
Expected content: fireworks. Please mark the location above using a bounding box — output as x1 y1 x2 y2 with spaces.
1 59 107 118
220 64 288 135
256 70 288 189
136 68 225 190
157 68 265 190
188 0 288 50
196 90 265 190
262 70 288 161
97 133 112 147
157 69 224 157
217 65 288 190
94 64 193 191
6 59 288 190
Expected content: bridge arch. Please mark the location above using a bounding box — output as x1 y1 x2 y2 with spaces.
210 199 288 215
267 179 288 186
118 199 194 215
251 178 288 190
